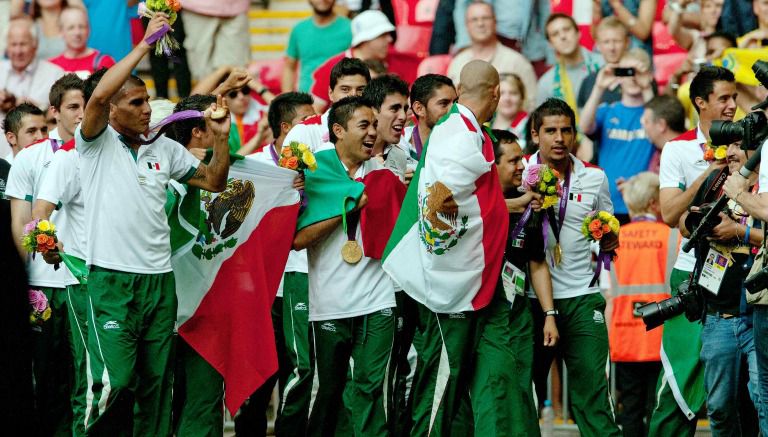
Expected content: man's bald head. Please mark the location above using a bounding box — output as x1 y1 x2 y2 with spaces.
7 18 37 72
457 60 500 122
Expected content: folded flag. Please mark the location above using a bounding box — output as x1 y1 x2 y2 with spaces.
382 103 508 313
168 157 300 415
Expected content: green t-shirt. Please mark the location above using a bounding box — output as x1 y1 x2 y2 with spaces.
286 16 352 92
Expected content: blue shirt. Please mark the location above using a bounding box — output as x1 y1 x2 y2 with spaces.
595 102 653 214
84 1 135 62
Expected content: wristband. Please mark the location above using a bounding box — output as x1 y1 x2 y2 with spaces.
745 224 751 245
544 309 559 317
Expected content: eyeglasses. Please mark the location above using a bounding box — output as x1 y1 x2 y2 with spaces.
227 86 252 99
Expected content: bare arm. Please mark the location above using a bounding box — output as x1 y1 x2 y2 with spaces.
32 199 56 221
609 0 657 41
210 68 251 97
81 14 169 139
529 259 559 346
282 57 299 93
191 66 233 96
186 96 231 193
10 198 31 259
293 216 343 250
665 6 694 50
660 162 725 226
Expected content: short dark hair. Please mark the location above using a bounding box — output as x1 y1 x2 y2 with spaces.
689 66 735 114
329 57 371 91
362 74 409 110
169 94 217 145
111 74 146 104
327 96 374 144
83 67 108 104
3 102 44 135
545 13 578 40
705 31 737 49
645 95 686 133
410 74 454 113
530 98 576 134
491 129 519 164
49 73 84 110
267 92 314 138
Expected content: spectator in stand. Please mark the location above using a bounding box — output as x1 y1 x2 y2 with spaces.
577 17 629 109
429 0 456 55
310 10 408 112
719 0 757 37
594 0 657 61
666 0 723 60
580 48 655 224
452 0 536 56
641 95 686 173
282 0 352 93
447 1 537 111
492 73 529 146
48 6 115 78
180 0 250 81
739 0 768 48
536 14 601 112
81 0 133 61
142 9 192 99
27 0 78 60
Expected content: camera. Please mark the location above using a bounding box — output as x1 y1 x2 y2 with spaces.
746 265 768 294
638 280 704 330
613 67 635 77
709 60 768 149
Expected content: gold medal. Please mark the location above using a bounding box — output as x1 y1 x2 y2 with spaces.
554 243 562 266
341 241 363 264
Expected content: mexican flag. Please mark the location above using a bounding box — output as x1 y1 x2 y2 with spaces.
297 144 406 259
167 157 301 414
382 104 508 313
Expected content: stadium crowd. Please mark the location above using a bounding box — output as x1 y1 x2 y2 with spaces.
3 0 768 437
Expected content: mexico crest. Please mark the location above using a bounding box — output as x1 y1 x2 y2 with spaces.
192 178 256 260
418 181 468 255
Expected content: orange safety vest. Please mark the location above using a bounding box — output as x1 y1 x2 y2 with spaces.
608 220 680 362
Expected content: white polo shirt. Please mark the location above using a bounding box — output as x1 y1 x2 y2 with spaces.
658 127 709 272
283 111 329 153
37 143 86 260
758 137 768 194
76 124 200 274
307 143 396 321
5 138 78 287
524 153 613 299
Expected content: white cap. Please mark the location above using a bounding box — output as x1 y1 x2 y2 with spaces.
351 10 395 47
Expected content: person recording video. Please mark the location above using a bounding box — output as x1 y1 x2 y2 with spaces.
681 141 763 435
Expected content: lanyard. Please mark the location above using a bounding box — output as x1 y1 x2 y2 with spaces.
269 143 278 165
412 124 423 159
537 155 571 244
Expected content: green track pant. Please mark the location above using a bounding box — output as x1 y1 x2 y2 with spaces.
66 283 89 436
648 268 702 437
275 272 313 436
409 301 478 437
531 293 621 437
173 336 224 437
392 291 418 437
308 308 395 436
84 267 177 436
472 290 540 437
33 286 73 437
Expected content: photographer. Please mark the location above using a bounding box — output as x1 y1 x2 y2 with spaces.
681 141 762 436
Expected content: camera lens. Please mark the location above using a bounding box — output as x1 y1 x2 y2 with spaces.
710 120 744 146
753 60 768 88
638 295 685 330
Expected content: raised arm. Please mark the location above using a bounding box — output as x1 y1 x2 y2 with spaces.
81 14 170 139
185 96 231 193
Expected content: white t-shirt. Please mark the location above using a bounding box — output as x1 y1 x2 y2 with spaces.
37 145 86 259
5 138 78 287
658 127 708 272
307 144 396 321
283 111 329 153
524 153 613 299
758 137 768 194
76 125 200 274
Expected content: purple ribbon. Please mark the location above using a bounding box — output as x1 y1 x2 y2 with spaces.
413 124 423 159
590 251 613 287
509 204 533 241
124 110 204 145
145 24 171 45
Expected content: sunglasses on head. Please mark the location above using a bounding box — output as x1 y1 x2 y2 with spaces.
227 86 251 99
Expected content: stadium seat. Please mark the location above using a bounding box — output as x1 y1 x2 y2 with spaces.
417 54 453 76
391 0 434 56
654 52 688 90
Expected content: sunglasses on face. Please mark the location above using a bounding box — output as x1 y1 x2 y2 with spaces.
227 86 251 99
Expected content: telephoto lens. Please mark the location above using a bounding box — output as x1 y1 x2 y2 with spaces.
637 295 686 331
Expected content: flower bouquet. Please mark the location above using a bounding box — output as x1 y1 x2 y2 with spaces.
510 164 563 241
29 289 51 328
703 143 727 162
22 219 58 256
138 0 182 57
582 210 621 286
278 141 318 172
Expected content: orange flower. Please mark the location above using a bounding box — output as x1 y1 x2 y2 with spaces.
286 156 299 170
592 229 604 240
36 234 47 244
551 168 560 178
703 148 714 161
166 0 182 11
588 219 602 233
282 147 293 158
602 223 611 233
45 236 56 250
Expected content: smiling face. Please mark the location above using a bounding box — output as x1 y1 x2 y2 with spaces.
334 106 378 164
110 84 151 137
696 80 737 125
496 140 524 192
376 92 408 145
532 114 575 166
726 141 746 174
7 113 47 149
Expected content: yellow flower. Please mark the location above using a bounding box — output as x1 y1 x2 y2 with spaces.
303 151 316 167
29 314 36 324
42 307 51 321
714 146 727 161
297 143 309 152
598 211 612 221
608 217 620 234
38 220 51 232
542 195 558 209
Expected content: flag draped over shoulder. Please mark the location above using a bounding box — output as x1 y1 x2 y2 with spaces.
167 157 301 415
298 145 406 259
382 103 508 313
716 47 768 86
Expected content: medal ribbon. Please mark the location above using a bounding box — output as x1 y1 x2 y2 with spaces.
413 124 424 159
536 155 571 254
341 197 360 242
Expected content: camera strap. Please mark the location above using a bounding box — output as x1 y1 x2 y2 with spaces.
701 166 730 204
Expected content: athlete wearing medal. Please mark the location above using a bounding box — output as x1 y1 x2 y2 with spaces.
293 96 396 436
525 98 621 436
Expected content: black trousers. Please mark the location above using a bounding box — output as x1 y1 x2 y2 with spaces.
615 361 662 437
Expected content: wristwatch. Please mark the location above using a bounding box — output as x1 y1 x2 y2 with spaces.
544 309 559 317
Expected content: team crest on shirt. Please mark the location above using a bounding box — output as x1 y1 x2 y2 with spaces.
192 178 255 260
418 181 468 255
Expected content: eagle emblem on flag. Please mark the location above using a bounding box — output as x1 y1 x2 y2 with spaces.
418 181 468 255
192 178 255 260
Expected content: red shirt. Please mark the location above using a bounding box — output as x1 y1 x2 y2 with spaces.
49 51 116 76
309 48 422 103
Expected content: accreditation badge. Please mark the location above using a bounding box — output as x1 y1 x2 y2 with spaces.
699 247 728 295
501 260 526 304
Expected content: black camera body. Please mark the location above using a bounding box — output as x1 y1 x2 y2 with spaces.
746 265 768 294
637 279 704 331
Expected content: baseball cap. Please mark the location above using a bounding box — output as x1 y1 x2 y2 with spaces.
351 10 396 47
